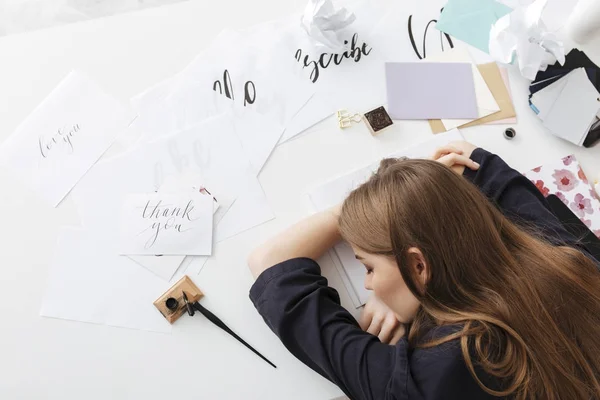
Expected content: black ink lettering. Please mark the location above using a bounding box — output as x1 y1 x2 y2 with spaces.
318 53 333 69
294 33 373 83
213 69 257 107
407 12 454 60
244 81 256 106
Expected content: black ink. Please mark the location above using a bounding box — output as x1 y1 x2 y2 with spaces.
244 81 256 106
213 69 256 107
294 33 372 83
407 12 454 60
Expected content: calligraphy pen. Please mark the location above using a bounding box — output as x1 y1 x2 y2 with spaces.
181 291 276 369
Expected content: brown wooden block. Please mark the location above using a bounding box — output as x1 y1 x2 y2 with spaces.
153 275 204 324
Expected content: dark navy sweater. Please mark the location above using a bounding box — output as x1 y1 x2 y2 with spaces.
249 149 587 400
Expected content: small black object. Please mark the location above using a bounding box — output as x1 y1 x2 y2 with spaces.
181 291 276 369
504 128 516 140
165 297 179 312
182 291 195 317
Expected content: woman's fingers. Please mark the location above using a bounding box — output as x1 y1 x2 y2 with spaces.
438 153 480 171
431 145 463 161
389 324 407 345
377 314 399 344
366 316 384 336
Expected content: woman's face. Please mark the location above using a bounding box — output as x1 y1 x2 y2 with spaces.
353 246 422 323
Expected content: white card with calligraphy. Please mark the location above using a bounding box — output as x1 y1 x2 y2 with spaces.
119 192 214 256
0 70 131 207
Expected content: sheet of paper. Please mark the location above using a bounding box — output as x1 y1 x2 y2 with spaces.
119 192 213 256
276 3 390 143
385 62 478 120
0 70 131 207
436 0 512 54
41 228 172 333
308 129 464 306
543 68 600 146
73 114 273 248
425 47 500 128
132 28 308 171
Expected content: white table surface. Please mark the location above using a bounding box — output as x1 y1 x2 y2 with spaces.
1 1 599 399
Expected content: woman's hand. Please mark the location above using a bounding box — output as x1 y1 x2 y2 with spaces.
359 296 406 345
431 141 479 175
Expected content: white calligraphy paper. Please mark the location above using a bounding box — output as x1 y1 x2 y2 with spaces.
119 192 213 256
73 114 273 250
276 3 391 143
131 28 313 174
41 228 172 333
0 70 131 207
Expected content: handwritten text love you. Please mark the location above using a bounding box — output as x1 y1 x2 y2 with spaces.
38 124 81 158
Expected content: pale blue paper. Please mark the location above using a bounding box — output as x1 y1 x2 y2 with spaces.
436 0 512 53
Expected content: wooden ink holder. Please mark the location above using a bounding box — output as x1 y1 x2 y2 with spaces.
154 275 204 324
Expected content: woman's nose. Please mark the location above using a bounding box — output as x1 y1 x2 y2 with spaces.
364 275 373 291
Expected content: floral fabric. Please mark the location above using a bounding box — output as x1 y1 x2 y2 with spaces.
523 155 600 238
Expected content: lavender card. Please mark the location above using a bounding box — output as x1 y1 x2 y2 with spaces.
385 62 478 120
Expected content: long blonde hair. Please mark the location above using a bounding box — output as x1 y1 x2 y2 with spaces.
339 158 600 399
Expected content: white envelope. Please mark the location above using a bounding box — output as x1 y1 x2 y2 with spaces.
426 46 500 130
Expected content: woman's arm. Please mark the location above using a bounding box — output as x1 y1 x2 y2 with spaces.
437 142 582 249
247 206 341 278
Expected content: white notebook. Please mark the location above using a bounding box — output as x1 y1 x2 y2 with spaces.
308 129 464 308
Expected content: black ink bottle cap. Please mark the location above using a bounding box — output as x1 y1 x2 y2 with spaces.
165 297 179 312
504 128 516 140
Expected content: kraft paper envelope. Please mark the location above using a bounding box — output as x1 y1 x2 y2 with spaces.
429 63 516 133
489 67 517 125
425 47 500 130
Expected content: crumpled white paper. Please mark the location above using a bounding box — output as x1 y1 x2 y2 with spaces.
300 0 356 51
489 0 565 80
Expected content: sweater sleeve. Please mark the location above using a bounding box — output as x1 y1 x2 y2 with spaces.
462 148 590 251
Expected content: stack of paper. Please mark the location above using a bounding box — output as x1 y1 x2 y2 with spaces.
0 69 279 333
530 68 600 146
529 50 600 147
422 47 516 132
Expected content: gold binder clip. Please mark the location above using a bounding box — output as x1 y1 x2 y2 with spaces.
337 110 362 129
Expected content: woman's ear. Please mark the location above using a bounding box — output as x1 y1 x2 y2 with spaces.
407 247 429 288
